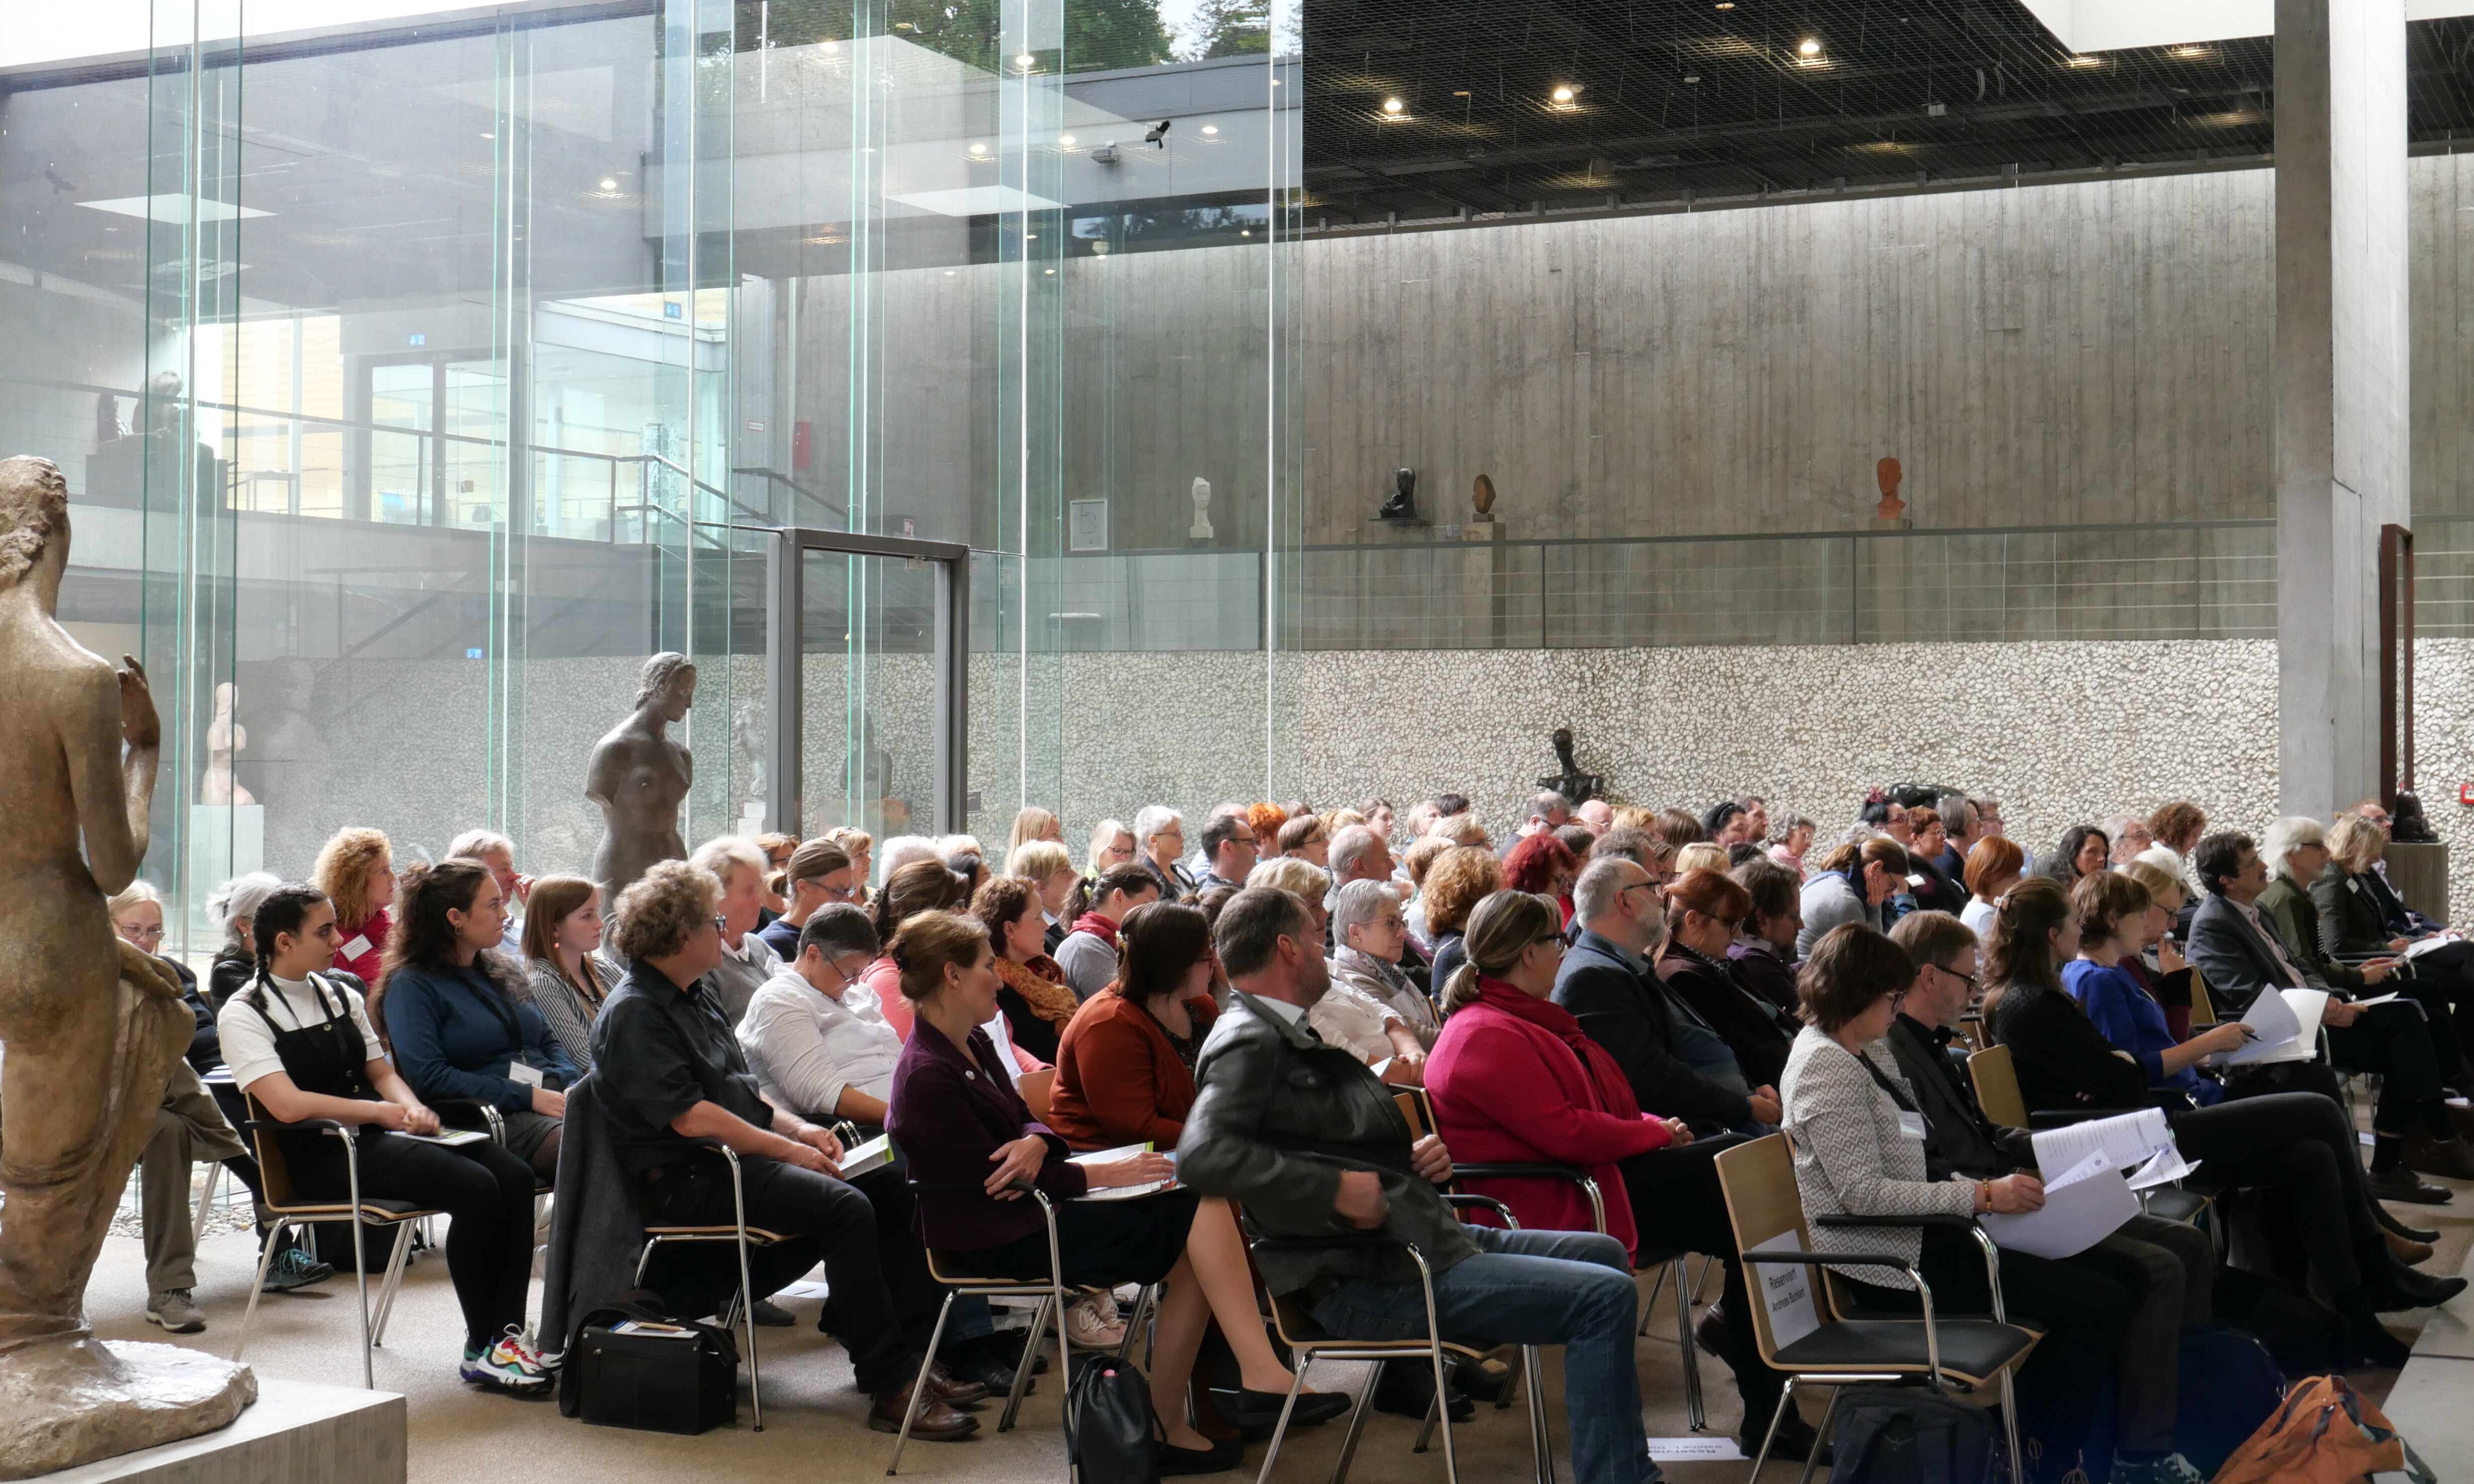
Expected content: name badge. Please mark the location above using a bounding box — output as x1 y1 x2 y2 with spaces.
338 934 372 962
508 1062 544 1088
1895 1110 1928 1143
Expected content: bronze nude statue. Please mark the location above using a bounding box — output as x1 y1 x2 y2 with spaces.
0 456 253 1475
586 653 697 899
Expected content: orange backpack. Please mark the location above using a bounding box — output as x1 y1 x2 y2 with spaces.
2211 1374 2435 1484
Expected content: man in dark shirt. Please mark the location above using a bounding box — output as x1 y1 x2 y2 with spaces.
591 861 979 1437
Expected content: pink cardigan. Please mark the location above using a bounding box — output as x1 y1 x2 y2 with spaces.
1425 979 1674 1260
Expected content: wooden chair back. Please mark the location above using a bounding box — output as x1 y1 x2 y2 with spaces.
1712 1134 1817 1366
1017 1066 1056 1125
1967 1045 2030 1131
1392 1089 1431 1140
241 1091 308 1210
2187 970 2217 1029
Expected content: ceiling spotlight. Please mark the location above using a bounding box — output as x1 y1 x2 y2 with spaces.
2067 53 2102 66
1015 52 1036 66
1714 2 1733 8
822 40 839 52
1201 124 1220 135
1551 85 1575 104
1452 89 1471 97
1798 37 1821 56
1059 133 1076 146
599 176 618 191
968 141 989 155
2173 45 2210 57
1682 74 1701 84
1383 96 1404 113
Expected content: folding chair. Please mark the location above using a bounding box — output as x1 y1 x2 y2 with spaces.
231 1094 442 1390
1714 1134 2041 1483
632 1139 800 1431
1016 1067 1057 1125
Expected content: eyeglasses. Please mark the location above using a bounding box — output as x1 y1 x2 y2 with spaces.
121 924 165 944
1932 964 1979 991
820 883 859 900
711 914 728 930
1529 933 1567 954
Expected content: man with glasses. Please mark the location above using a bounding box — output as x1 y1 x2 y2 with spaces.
1193 810 1260 894
739 904 901 1131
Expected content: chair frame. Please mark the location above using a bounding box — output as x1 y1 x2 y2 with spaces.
629 1140 797 1430
1714 1134 2041 1484
231 1097 442 1392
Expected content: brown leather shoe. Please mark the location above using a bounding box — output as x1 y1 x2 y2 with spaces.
2404 1134 2474 1182
867 1386 981 1439
2386 1228 2436 1265
2367 1163 2453 1205
925 1362 989 1406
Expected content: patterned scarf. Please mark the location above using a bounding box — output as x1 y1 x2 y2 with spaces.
994 953 1081 1024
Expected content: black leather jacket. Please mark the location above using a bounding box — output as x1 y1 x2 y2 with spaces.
1176 989 1478 1295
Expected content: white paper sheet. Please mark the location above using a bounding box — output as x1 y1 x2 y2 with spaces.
2127 1146 2200 1190
2028 1108 2172 1177
1977 1169 2141 1259
1750 1228 1822 1349
1070 1143 1177 1200
838 1132 893 1178
2404 934 2463 960
2217 988 2327 1066
2350 992 2403 1009
1650 1437 1749 1461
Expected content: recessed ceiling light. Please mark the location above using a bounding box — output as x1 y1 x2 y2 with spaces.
1383 97 1404 113
821 40 839 53
1714 2 1733 9
1682 74 1701 84
1059 134 1076 146
1201 124 1219 134
2067 54 2103 66
480 132 495 140
599 176 618 190
1015 53 1036 66
1551 85 1575 103
2173 45 2210 57
1798 38 1821 56
968 142 988 155
1453 89 1471 97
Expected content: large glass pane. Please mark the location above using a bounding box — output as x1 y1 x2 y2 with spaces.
802 548 941 843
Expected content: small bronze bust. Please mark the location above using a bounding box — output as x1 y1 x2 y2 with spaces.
2393 790 2439 844
1377 467 1419 521
1536 726 1603 805
1473 473 1498 519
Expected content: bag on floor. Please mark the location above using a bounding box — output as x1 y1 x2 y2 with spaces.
563 1289 740 1434
1068 1352 1159 1484
1826 1384 1999 1484
2170 1324 2283 1475
2212 1373 2436 1484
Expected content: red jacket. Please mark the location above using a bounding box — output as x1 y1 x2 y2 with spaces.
1425 978 1673 1259
1046 992 1217 1151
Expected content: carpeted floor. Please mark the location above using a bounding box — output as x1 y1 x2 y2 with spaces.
77 1145 2470 1483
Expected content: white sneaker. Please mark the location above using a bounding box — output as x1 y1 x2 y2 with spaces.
1064 1292 1126 1349
461 1328 551 1393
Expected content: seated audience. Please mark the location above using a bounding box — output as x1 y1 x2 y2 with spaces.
1785 922 2137 1470
2334 803 2451 938
1246 857 1335 941
1650 807 1705 852
1673 841 1730 875
1960 836 2026 942
739 903 900 1129
758 838 861 960
110 881 267 1333
1194 812 1263 894
1319 880 1439 1075
864 859 973 1035
2186 828 2473 1187
827 827 876 900
1558 858 1777 1132
686 837 786 1025
941 843 989 904
1902 808 1965 914
314 825 397 1029
1933 796 1980 877
752 832 798 925
2060 872 2246 1107
1399 836 1453 950
1177 887 1655 1484
1054 863 1162 1003
592 863 980 1437
2103 814 2156 867
974 874 1078 1065
2115 860 2198 1039
1767 815 1815 880
2317 812 2474 1079
1554 823 1600 862
206 871 286 1011
1984 877 2461 1366
519 874 613 1074
1277 813 1329 868
1700 800 1749 845
1047 901 1219 1149
448 828 533 945
1421 845 1505 993
1428 889 1803 1458
2032 824 2110 889
220 883 544 1392
1504 833 1580 925
1327 823 1394 891
1884 912 2218 1482
382 859 575 1180
1659 869 1799 1092
1127 807 1186 898
1003 839 1078 954
876 836 944 886
1427 811 1494 854
886 908 1338 1464
1795 837 1906 957
2146 802 2205 882
1575 798 1614 835
1724 857 1804 1015
1007 806 1063 863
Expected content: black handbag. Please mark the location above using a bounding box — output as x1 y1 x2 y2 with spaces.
1826 1384 1998 1484
1067 1353 1159 1484
563 1289 740 1434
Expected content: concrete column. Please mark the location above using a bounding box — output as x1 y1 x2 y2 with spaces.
2275 0 2410 818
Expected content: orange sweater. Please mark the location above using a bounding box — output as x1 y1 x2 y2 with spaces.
1045 993 1218 1151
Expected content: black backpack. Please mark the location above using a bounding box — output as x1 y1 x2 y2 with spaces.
1827 1385 1999 1484
1067 1353 1159 1484
560 1289 740 1434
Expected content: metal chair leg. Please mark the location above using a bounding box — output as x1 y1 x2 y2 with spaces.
1793 1387 1844 1484
724 1152 764 1432
1252 1359 1310 1484
1747 1374 1799 1484
193 1162 222 1245
1522 1346 1553 1484
1637 1262 1666 1337
344 1135 374 1392
1999 1368 2025 1482
885 1294 957 1475
1673 1257 1706 1430
231 1217 289 1363
1427 1334 1460 1484
1321 1357 1380 1484
1414 1387 1440 1454
997 1295 1053 1433
370 1222 417 1345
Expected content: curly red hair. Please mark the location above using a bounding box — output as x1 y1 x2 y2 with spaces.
1503 833 1579 894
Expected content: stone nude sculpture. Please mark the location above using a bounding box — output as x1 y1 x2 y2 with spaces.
0 456 252 1476
586 652 697 899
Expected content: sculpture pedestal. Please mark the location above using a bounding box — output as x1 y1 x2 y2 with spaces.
2386 841 2450 926
0 1340 256 1481
33 1378 402 1484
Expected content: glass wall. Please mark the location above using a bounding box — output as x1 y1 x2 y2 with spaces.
0 0 1299 947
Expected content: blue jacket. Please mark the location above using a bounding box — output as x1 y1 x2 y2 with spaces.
2059 959 2222 1105
384 958 579 1112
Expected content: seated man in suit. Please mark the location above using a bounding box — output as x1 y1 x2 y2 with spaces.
1177 888 1657 1484
1888 909 2215 1482
2184 831 2474 1194
1555 858 1779 1135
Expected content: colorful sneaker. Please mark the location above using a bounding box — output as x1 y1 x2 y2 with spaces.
261 1247 335 1292
146 1289 206 1333
460 1329 551 1393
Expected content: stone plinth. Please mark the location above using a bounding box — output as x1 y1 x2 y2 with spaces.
0 1342 253 1481
32 1379 403 1484
2386 841 2450 926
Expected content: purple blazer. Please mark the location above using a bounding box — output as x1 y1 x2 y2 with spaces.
887 1017 1088 1249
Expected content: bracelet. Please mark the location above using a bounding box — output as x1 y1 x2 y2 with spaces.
1976 1180 1992 1214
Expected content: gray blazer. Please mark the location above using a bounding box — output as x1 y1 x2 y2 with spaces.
1779 1025 1977 1288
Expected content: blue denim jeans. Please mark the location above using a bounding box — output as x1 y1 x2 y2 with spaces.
1311 1226 1657 1484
